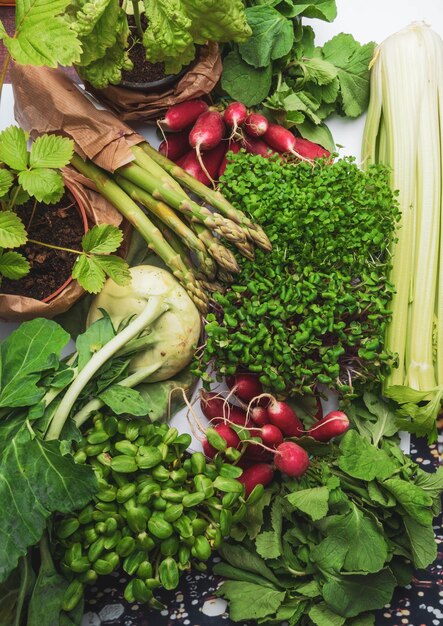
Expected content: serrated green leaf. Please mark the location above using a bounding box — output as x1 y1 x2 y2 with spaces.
255 531 281 559
81 224 123 254
338 430 397 481
0 126 28 171
18 168 65 204
382 478 433 526
71 255 105 294
217 581 285 622
3 0 82 67
404 515 437 569
29 135 74 169
93 255 131 286
0 169 14 198
286 486 330 521
0 211 28 249
0 251 30 279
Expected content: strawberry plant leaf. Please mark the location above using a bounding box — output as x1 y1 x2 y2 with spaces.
0 415 97 582
18 169 65 204
0 126 28 171
81 224 123 255
29 135 74 169
72 254 106 294
0 251 30 279
0 169 14 199
93 255 131 286
0 211 28 248
2 0 82 67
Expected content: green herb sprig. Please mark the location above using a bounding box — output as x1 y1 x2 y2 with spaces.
197 152 400 396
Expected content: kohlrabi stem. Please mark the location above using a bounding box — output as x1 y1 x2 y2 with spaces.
46 297 168 440
0 52 11 107
72 362 163 428
117 332 159 357
27 239 81 255
131 0 144 39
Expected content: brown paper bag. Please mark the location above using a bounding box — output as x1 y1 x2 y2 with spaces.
84 43 222 122
0 169 131 322
11 64 145 172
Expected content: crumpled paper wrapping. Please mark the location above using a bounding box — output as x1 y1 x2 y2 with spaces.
84 42 222 122
11 63 145 172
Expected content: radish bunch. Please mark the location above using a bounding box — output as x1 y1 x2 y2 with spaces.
158 99 330 187
199 371 350 495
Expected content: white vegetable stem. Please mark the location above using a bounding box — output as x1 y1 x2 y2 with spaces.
72 363 163 428
46 297 168 440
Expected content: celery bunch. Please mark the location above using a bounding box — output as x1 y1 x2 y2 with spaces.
362 23 443 439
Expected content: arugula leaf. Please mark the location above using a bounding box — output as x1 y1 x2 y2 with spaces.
18 169 65 204
0 416 97 582
309 602 345 626
322 568 397 618
81 224 124 255
0 251 30 280
222 50 273 107
217 581 285 622
0 319 70 409
0 211 28 249
288 1 337 22
338 430 397 481
403 516 437 569
219 544 281 586
286 486 329 521
238 6 294 68
381 478 433 526
99 385 149 416
2 0 81 67
319 34 375 118
0 169 14 198
0 126 28 171
29 135 74 170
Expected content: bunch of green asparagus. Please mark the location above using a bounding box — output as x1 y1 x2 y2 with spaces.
71 143 270 313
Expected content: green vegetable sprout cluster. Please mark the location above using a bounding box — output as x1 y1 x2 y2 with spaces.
198 152 400 396
56 414 247 609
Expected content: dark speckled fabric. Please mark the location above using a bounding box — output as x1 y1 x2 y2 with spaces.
83 429 443 626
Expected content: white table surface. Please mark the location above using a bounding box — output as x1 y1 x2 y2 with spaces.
2 0 439 448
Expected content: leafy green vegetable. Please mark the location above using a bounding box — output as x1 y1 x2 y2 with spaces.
98 384 149 415
221 2 374 148
199 153 400 396
218 424 442 624
218 581 285 622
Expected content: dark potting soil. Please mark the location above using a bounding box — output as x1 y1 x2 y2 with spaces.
2 194 84 301
121 14 167 84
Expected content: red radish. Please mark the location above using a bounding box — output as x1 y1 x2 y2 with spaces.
239 463 274 497
159 100 208 132
223 102 248 133
274 442 309 478
158 130 190 161
177 150 209 185
202 424 241 458
263 124 302 156
235 456 256 470
314 398 323 421
199 141 228 185
199 391 248 426
244 113 269 137
267 400 304 438
250 406 269 426
306 411 350 442
243 445 273 462
294 137 330 160
248 425 284 449
226 373 264 404
219 140 242 177
189 111 226 153
242 136 277 158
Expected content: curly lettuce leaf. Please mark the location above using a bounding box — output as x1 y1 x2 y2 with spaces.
183 0 251 44
79 39 132 88
2 0 81 67
142 0 193 65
